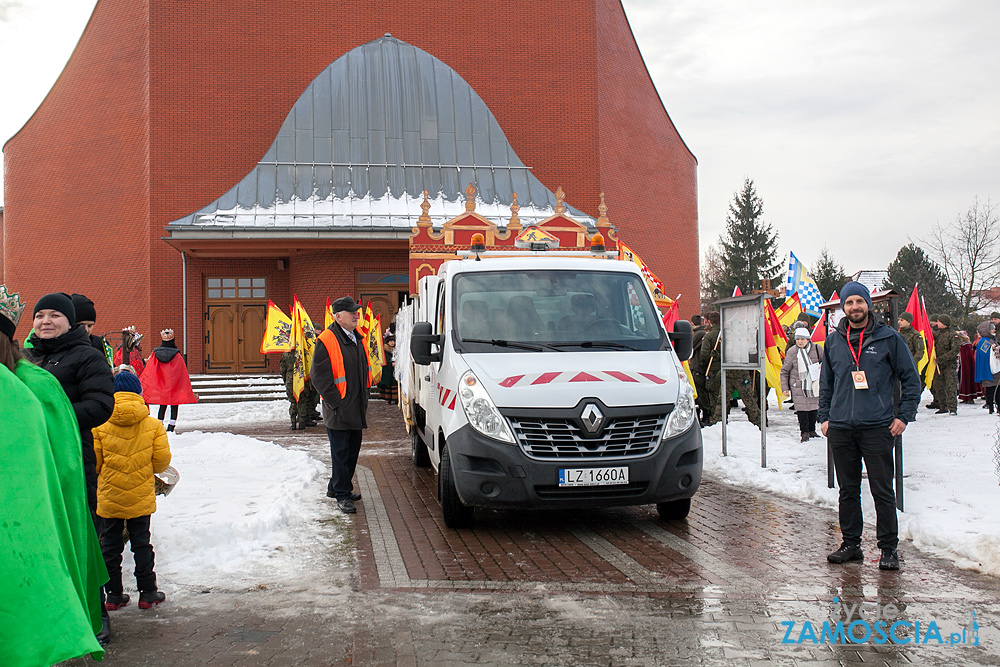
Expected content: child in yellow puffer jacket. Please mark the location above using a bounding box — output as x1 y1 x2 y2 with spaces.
93 370 171 611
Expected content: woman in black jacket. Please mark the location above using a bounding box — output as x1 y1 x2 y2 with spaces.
24 293 115 511
24 293 115 643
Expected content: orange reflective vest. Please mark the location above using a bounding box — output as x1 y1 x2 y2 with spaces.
317 328 371 399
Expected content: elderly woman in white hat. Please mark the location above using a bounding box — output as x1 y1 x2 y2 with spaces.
780 326 823 442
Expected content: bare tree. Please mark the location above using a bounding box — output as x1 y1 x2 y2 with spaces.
924 197 1000 319
700 242 726 313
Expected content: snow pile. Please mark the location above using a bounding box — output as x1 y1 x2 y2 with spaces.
133 430 326 593
171 400 288 430
703 390 1000 576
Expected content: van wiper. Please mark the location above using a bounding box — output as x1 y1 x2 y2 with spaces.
550 341 640 351
462 338 553 352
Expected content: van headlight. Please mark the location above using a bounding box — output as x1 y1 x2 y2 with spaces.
458 370 515 443
663 368 696 439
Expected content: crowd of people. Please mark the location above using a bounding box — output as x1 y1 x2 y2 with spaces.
688 299 1000 437
0 287 190 663
688 281 999 571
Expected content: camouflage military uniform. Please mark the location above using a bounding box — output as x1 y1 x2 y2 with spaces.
729 369 762 428
899 325 925 369
700 324 721 425
931 325 960 412
280 350 320 427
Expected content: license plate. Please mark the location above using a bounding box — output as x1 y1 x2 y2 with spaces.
558 467 629 487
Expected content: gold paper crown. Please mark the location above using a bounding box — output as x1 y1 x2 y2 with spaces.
0 285 27 328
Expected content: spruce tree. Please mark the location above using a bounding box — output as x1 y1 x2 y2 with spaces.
885 243 961 318
811 247 850 300
708 178 782 299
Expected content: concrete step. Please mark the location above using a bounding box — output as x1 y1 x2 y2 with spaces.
189 374 286 403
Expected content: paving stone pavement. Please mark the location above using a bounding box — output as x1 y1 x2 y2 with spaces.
58 402 1000 666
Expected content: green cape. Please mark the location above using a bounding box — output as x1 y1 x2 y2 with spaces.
0 360 106 665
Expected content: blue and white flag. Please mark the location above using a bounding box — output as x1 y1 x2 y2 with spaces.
785 252 825 317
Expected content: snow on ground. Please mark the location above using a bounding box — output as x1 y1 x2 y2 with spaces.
118 415 331 598
165 400 288 430
704 389 1000 577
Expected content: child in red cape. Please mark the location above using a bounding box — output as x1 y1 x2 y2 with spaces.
140 329 197 431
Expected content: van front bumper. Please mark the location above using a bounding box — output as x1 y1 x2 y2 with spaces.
444 423 702 510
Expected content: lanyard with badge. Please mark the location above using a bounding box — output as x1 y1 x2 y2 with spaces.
848 328 868 389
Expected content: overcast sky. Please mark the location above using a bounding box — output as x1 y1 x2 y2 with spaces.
2 0 998 277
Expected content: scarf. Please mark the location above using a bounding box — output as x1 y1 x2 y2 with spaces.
796 343 819 397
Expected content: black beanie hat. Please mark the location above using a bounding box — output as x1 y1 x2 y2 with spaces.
33 293 76 328
898 312 914 324
70 294 97 323
839 281 872 310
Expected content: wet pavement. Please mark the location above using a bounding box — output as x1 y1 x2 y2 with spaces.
61 402 1000 666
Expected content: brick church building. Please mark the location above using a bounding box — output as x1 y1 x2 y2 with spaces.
2 0 698 374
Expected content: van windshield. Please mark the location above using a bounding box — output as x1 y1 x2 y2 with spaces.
453 270 666 352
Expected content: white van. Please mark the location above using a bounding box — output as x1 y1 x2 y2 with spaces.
400 253 702 528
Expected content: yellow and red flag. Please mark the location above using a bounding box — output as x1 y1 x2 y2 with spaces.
905 285 936 389
356 301 374 339
810 307 828 347
775 292 803 329
619 241 674 310
260 300 293 354
364 314 386 385
661 300 680 333
325 297 334 331
290 296 318 399
763 299 788 408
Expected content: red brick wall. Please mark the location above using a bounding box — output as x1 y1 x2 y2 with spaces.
2 0 150 342
596 0 700 318
4 0 700 354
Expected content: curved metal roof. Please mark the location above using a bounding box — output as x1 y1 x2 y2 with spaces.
166 34 592 232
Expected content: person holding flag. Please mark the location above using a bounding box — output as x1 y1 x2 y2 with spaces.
820 281 921 571
311 297 370 514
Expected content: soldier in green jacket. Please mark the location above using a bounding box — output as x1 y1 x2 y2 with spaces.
931 314 960 415
897 312 925 368
700 312 721 426
689 315 709 425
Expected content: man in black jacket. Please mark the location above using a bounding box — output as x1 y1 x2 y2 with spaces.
311 297 369 514
819 282 921 571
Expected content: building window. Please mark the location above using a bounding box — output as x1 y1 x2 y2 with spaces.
207 277 266 300
358 272 408 285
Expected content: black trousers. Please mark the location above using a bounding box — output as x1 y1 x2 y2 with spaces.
327 428 363 500
98 515 157 594
828 426 898 550
796 410 818 433
985 385 998 408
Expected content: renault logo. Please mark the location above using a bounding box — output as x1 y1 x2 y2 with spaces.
581 403 604 433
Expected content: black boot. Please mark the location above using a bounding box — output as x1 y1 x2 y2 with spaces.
879 548 900 571
96 606 111 645
289 415 298 430
827 542 863 563
138 590 166 609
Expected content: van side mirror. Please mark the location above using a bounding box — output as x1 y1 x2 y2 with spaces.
668 320 693 361
410 321 442 365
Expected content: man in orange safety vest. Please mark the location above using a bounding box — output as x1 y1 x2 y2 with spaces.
312 296 370 514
